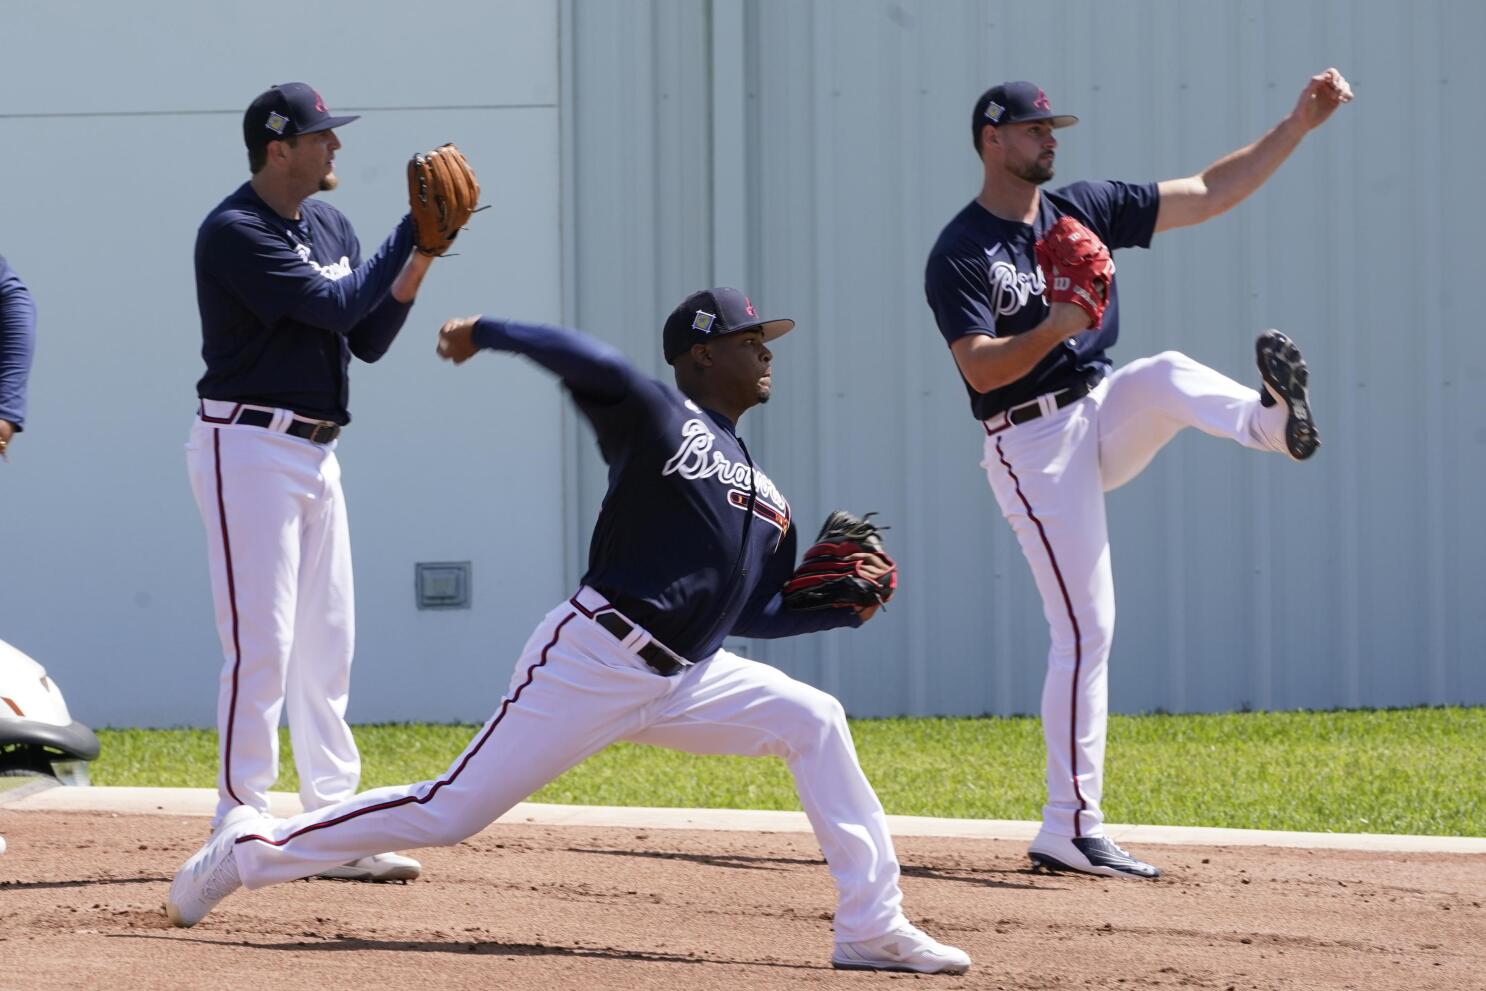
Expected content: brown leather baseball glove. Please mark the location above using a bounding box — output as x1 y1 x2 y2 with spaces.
407 144 480 256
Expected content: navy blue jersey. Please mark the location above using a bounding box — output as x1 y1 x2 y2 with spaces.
471 317 860 661
924 180 1159 420
194 183 416 424
0 254 36 432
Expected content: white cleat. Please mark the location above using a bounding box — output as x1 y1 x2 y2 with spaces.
166 804 261 927
316 852 422 882
1028 831 1160 879
832 922 971 974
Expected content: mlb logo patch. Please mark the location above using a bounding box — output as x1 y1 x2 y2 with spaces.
265 112 289 135
985 101 1004 123
692 310 716 333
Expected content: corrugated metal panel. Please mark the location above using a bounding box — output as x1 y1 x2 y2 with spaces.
570 0 1486 716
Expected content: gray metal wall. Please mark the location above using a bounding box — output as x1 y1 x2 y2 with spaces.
2 1 1481 727
567 0 1486 716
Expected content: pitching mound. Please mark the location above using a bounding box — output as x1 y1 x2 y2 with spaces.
0 811 1480 989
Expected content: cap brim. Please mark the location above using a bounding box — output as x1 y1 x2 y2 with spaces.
732 317 795 345
299 114 360 135
1048 114 1078 129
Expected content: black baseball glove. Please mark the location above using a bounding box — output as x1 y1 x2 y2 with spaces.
781 511 897 612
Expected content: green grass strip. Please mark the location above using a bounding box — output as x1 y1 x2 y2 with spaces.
89 707 1484 837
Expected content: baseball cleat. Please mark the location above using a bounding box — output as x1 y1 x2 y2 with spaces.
166 804 260 927
832 923 971 974
316 851 422 882
1256 330 1320 460
1028 833 1161 879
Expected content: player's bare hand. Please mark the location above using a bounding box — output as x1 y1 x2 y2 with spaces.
437 316 482 364
1293 67 1353 130
849 551 892 620
0 420 13 463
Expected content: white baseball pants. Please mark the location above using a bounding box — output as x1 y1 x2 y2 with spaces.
186 405 361 828
234 587 908 943
981 351 1292 838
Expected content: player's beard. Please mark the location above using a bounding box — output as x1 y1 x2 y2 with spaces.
1011 158 1054 184
319 173 339 192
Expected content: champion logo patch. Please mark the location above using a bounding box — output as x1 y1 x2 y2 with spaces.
985 101 1004 122
692 310 716 333
265 112 289 134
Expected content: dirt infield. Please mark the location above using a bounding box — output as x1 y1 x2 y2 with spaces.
0 811 1481 990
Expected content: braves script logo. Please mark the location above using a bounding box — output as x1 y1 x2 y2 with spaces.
290 242 352 281
663 419 789 533
985 256 1046 317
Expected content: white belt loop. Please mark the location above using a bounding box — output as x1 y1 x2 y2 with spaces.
572 585 610 614
200 398 238 420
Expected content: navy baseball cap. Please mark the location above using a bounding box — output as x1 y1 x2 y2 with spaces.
973 81 1078 145
243 82 360 151
662 288 795 364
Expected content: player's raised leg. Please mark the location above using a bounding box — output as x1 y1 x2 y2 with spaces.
627 650 969 974
1095 336 1319 493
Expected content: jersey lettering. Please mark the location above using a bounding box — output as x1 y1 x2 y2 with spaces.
291 242 353 281
663 418 788 527
987 258 1047 318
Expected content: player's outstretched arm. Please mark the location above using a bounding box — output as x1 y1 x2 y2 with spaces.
1153 67 1353 234
437 315 637 403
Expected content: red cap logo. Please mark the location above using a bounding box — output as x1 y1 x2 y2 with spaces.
1034 90 1051 111
313 90 327 113
744 297 757 318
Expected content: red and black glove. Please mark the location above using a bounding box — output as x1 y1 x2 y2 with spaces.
781 511 897 612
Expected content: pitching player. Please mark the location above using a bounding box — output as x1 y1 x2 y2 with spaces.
187 83 438 882
0 253 36 465
924 70 1352 878
167 288 971 975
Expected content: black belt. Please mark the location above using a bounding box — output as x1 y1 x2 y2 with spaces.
1002 370 1104 426
234 408 341 444
593 611 693 677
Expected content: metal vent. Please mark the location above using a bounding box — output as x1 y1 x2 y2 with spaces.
415 561 472 610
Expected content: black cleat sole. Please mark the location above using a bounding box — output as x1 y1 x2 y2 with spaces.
1256 330 1320 461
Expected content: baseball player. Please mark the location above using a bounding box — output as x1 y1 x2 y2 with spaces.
167 288 971 975
187 83 440 882
924 70 1352 878
0 253 36 464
